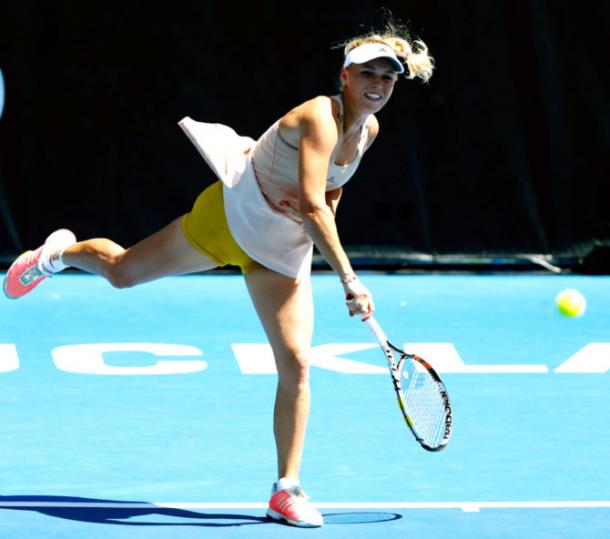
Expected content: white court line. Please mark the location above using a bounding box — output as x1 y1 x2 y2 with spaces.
0 501 609 513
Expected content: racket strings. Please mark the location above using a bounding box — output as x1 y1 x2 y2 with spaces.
406 373 445 445
401 359 448 447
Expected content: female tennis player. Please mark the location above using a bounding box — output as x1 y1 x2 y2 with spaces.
4 24 433 527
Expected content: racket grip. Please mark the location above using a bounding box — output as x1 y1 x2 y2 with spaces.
365 316 389 345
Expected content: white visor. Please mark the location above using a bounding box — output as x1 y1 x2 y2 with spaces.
343 43 405 74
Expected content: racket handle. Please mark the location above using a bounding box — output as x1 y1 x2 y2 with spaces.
364 316 389 345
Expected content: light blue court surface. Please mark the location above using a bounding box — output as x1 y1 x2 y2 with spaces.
1 273 609 538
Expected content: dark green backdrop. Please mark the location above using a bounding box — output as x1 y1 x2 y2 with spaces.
1 1 608 270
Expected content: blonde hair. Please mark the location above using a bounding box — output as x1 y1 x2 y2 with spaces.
336 18 435 83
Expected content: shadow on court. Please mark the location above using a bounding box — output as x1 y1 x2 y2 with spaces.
0 496 268 527
323 512 402 525
0 496 401 527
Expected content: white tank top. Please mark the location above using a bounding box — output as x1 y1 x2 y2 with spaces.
178 95 371 279
251 94 371 223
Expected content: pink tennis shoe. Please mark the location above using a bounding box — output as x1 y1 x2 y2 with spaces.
266 485 323 527
3 229 76 299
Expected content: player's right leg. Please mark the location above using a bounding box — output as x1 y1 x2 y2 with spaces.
244 266 323 528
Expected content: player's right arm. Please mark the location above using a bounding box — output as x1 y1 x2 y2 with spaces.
297 98 352 278
296 97 373 318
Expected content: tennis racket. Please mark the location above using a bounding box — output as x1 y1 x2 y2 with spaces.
366 316 452 451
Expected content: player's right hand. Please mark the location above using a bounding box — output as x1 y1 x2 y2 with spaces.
342 275 375 320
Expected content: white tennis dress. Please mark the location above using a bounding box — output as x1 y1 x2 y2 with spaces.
179 95 371 279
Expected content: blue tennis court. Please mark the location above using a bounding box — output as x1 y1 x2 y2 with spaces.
1 272 609 538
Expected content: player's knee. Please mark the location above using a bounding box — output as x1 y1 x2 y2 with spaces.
106 255 136 289
277 350 310 388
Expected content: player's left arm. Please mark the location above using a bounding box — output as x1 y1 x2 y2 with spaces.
364 114 380 152
325 187 342 216
325 115 379 217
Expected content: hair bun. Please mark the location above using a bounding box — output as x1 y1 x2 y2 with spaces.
383 37 412 59
334 14 434 83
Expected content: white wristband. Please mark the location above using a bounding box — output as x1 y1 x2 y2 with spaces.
342 275 369 299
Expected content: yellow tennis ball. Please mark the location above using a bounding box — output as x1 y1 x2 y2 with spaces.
556 289 586 317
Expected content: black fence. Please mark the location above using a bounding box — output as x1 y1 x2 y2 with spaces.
1 1 608 272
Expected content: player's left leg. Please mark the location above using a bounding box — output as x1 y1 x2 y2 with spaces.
244 266 322 528
3 228 78 299
3 217 218 299
61 216 218 288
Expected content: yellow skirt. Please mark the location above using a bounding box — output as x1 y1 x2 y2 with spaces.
181 181 261 274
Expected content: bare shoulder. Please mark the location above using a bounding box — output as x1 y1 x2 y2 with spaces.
365 114 380 150
279 96 340 147
284 95 337 123
368 114 380 137
303 95 339 120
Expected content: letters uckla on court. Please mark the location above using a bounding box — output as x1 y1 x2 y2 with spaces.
0 342 607 375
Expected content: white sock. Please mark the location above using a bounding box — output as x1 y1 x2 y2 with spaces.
275 477 300 492
41 248 69 274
